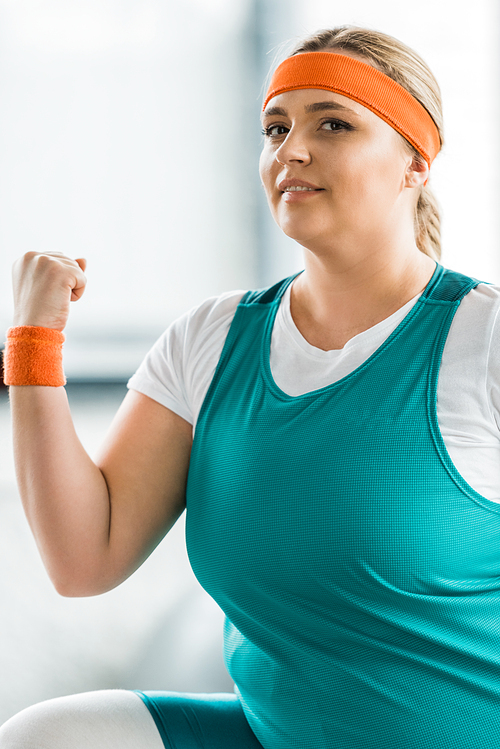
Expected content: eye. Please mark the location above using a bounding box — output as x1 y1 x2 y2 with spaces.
261 124 289 138
320 119 350 131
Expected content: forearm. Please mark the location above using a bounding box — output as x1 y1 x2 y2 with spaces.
10 385 111 595
6 254 191 597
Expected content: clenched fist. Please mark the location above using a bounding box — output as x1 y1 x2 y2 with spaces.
12 252 87 331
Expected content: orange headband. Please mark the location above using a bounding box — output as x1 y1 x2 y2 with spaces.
263 52 441 171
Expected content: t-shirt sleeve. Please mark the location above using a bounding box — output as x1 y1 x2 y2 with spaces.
126 310 193 424
127 289 246 426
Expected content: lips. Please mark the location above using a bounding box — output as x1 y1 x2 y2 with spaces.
278 178 324 192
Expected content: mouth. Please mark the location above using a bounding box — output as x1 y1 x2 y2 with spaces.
278 178 324 195
282 185 323 193
278 179 325 204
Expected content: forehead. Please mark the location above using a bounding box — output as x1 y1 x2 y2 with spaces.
261 88 372 122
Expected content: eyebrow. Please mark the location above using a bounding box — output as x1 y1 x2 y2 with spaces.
262 101 360 119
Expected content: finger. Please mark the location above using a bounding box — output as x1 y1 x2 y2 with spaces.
70 265 87 302
75 258 87 272
70 286 86 302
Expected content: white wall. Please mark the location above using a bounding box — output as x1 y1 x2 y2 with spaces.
0 0 258 378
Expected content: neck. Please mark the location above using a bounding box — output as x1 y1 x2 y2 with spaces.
290 244 437 350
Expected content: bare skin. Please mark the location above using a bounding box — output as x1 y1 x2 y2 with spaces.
259 54 437 351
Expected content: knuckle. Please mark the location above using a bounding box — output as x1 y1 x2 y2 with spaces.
37 254 61 270
34 252 51 264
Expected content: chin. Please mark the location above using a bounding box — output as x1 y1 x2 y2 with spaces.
277 218 328 247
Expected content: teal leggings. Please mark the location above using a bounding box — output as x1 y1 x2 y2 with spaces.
134 691 265 749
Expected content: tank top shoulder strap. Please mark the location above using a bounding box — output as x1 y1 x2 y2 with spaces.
240 271 303 306
239 264 487 309
420 263 485 304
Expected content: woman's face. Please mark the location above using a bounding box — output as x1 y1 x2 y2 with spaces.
259 69 425 251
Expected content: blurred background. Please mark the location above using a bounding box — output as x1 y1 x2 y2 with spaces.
0 0 498 724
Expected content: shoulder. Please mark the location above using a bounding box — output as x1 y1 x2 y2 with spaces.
159 288 248 368
127 287 248 423
139 287 248 370
161 286 249 364
456 281 500 323
183 288 248 337
468 281 500 301
444 281 500 367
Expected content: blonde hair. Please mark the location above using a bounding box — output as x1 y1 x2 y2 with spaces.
289 26 444 261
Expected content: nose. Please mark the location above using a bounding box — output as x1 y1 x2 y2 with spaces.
275 127 312 166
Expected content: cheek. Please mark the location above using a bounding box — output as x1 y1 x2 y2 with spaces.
334 141 403 199
359 134 408 188
259 149 270 178
259 149 277 196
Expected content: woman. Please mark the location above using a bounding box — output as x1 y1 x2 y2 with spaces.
2 24 500 749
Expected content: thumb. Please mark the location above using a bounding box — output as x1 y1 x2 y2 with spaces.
75 257 87 272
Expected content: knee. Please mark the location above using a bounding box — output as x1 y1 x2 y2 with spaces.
0 697 70 748
0 703 40 748
0 690 160 749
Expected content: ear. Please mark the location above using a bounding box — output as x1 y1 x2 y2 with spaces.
405 155 429 189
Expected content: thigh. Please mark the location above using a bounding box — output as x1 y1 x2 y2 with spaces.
136 691 265 749
0 690 164 749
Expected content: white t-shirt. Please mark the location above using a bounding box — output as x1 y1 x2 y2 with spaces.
128 277 500 503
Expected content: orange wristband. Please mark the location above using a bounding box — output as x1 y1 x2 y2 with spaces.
3 326 66 387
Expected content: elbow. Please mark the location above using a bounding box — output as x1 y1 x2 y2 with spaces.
53 576 116 598
41 542 133 597
48 562 118 598
52 577 102 598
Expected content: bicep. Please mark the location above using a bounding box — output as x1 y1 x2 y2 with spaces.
95 389 193 588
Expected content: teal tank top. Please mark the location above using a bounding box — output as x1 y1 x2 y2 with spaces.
185 263 500 749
